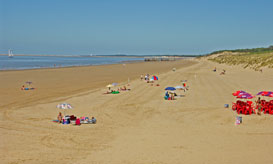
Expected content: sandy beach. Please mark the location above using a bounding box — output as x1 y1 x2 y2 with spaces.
1 59 273 164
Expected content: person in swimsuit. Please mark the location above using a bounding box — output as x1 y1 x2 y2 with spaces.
57 112 63 123
256 97 262 115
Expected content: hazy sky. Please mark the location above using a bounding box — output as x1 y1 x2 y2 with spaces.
1 0 273 55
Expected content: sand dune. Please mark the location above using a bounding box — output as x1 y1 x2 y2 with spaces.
1 59 273 164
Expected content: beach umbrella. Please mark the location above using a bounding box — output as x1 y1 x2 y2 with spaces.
175 86 186 93
267 92 273 97
165 87 176 91
237 93 254 99
112 83 118 86
57 103 73 116
25 81 33 88
26 81 32 85
106 84 113 88
151 76 158 80
257 91 272 96
175 86 185 89
106 84 113 90
232 90 246 96
257 91 273 101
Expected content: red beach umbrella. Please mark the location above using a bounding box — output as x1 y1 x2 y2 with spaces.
232 90 246 96
257 91 270 96
237 93 254 99
265 92 273 97
151 76 158 80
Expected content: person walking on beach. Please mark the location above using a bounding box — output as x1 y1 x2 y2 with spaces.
140 74 143 81
256 97 262 115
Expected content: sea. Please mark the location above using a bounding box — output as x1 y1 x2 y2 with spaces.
0 55 144 70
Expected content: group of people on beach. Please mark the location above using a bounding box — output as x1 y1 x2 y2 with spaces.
165 91 176 100
57 112 96 125
213 67 226 75
105 85 130 94
140 74 150 81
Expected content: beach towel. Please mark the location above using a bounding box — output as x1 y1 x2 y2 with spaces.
112 91 120 94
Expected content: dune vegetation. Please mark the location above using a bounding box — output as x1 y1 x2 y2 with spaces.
206 46 273 69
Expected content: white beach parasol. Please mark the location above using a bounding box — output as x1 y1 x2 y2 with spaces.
57 103 73 116
106 84 114 90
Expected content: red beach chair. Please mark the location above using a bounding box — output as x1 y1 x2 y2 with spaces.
244 106 252 115
269 106 273 114
237 106 246 114
232 102 237 110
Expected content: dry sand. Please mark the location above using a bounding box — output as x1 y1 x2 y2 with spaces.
1 59 273 164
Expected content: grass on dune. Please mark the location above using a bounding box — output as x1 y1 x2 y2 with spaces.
208 52 273 69
206 46 273 69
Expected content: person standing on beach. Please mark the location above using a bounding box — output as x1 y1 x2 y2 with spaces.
57 112 63 123
256 97 262 115
141 74 143 81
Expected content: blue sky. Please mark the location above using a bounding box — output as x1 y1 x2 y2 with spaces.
1 0 273 55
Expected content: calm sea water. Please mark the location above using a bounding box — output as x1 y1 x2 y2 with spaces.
0 56 143 70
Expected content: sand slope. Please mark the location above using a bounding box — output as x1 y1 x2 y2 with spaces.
1 59 273 164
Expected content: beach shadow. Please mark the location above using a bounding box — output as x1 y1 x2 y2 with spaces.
177 95 185 97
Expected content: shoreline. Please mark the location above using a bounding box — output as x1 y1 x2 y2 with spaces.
0 59 145 72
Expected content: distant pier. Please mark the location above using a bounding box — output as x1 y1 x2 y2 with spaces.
144 56 179 62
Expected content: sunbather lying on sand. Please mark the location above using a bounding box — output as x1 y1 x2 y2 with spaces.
120 86 131 91
220 69 226 75
103 91 112 94
120 86 127 90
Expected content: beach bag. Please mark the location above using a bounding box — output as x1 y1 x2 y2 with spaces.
224 104 229 108
237 116 242 123
70 115 76 120
235 116 242 125
75 118 81 125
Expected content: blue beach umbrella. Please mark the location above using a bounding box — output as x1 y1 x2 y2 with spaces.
165 87 176 91
112 83 118 86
